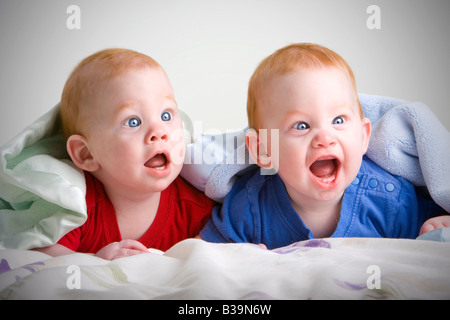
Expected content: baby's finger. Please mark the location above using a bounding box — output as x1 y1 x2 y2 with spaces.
119 239 148 252
112 248 146 260
419 223 435 235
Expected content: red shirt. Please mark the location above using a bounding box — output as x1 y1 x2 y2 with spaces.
58 172 214 252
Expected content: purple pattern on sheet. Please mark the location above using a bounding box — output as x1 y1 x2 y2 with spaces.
22 262 44 273
1 260 45 283
16 261 45 281
273 239 331 254
238 291 277 300
0 259 12 274
333 278 367 291
208 291 278 300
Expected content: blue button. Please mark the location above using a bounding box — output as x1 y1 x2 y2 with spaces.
368 179 379 188
352 177 360 186
385 183 395 192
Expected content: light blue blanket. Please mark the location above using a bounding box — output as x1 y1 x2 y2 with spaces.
181 94 450 213
361 94 450 212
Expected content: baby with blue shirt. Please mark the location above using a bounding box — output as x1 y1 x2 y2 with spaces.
199 43 449 249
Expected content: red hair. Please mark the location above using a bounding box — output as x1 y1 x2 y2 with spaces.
247 43 362 130
60 48 161 139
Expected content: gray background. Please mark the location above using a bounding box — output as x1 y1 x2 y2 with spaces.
1 0 449 146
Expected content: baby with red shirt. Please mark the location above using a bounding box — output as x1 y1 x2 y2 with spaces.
36 49 214 260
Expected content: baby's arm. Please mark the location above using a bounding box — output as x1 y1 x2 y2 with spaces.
34 244 76 256
34 239 148 260
419 215 450 235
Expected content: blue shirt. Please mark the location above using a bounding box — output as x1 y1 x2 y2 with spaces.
200 157 442 249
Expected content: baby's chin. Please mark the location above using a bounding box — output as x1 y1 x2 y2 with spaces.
140 176 175 194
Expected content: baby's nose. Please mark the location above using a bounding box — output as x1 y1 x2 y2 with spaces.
146 128 168 143
312 129 337 148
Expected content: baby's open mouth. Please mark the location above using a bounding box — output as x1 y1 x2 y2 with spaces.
309 158 339 183
145 153 168 170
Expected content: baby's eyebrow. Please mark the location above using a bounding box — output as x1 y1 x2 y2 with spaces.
163 95 178 107
113 103 136 118
283 109 309 122
281 103 355 123
333 103 358 115
113 95 177 120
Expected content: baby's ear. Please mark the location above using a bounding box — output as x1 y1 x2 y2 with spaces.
361 117 372 154
246 129 260 165
245 129 276 170
66 135 99 172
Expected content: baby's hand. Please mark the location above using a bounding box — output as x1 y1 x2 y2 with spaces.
419 215 450 236
95 239 148 260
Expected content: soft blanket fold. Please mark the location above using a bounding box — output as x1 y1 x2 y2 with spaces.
361 94 450 211
0 104 86 250
1 238 450 299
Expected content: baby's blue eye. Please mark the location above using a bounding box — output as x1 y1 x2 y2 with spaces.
125 117 141 128
161 111 172 121
332 116 345 125
293 122 310 131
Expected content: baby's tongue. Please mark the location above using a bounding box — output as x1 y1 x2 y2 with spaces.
145 154 167 168
310 159 335 177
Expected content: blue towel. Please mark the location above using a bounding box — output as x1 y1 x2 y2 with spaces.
361 94 450 211
181 94 450 212
182 130 254 202
416 227 450 242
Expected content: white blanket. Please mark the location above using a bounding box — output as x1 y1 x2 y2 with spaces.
1 238 450 299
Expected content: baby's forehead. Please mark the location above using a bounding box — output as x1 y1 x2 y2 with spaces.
257 68 359 114
260 67 353 99
83 64 161 97
85 63 161 86
272 65 351 84
81 65 172 110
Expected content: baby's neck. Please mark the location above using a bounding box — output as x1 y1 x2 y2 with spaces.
291 196 343 239
104 185 162 241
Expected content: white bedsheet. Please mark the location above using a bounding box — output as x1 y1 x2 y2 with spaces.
1 237 450 300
